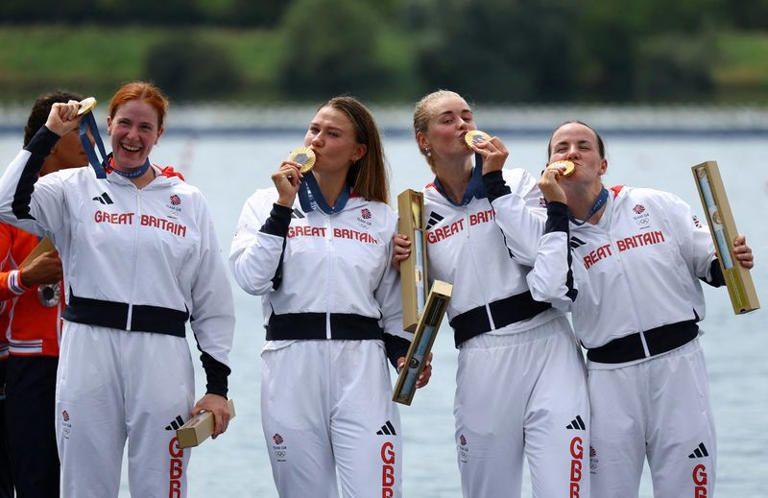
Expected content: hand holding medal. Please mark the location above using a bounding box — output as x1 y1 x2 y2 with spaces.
44 99 84 137
464 130 509 174
272 146 315 207
539 160 575 205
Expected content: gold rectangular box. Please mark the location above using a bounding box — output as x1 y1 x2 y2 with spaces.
393 280 452 406
397 189 428 331
176 399 236 449
691 161 759 314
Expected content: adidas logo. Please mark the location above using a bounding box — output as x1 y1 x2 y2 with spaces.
164 415 185 431
425 211 444 230
376 420 397 436
92 192 114 205
569 236 586 249
291 208 305 219
566 415 586 430
688 442 709 459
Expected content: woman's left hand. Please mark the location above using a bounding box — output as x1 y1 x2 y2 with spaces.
396 353 433 389
471 136 509 174
191 393 232 438
733 235 754 269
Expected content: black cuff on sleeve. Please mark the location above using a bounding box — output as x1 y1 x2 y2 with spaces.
544 201 570 234
703 259 726 288
383 333 411 369
25 126 61 157
259 203 293 237
482 170 511 202
200 351 231 397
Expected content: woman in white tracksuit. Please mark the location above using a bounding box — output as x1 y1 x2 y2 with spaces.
529 121 754 498
396 90 590 498
229 96 429 498
0 81 235 497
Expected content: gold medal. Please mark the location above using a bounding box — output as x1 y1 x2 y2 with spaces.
464 130 491 149
547 160 576 177
77 97 97 116
288 147 316 173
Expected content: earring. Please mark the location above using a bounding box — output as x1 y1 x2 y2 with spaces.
424 147 432 157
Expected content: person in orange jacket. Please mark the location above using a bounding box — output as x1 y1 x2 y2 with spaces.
0 90 86 498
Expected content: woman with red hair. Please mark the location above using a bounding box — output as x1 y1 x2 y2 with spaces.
0 81 235 497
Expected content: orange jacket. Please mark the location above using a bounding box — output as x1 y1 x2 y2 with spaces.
0 223 62 357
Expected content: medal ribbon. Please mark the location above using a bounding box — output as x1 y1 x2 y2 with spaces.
298 173 351 215
79 112 109 179
108 156 151 178
570 187 608 226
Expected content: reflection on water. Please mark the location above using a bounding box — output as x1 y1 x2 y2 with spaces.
0 130 765 497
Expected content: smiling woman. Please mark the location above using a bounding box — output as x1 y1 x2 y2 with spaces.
0 81 235 498
105 82 168 185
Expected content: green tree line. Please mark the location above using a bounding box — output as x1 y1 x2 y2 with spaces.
1 0 767 103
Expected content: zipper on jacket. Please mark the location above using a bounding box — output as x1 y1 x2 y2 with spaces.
126 188 142 331
325 214 333 340
610 226 650 358
465 206 495 329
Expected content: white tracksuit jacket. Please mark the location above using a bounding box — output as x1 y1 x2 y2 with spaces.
0 128 234 390
424 166 563 346
528 185 720 353
229 187 409 358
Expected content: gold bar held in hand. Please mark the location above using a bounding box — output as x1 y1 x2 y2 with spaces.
397 189 428 331
176 399 236 449
393 281 452 406
691 161 759 314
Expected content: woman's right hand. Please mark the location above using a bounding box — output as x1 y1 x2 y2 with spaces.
392 233 411 270
271 161 303 207
539 166 568 204
45 100 82 137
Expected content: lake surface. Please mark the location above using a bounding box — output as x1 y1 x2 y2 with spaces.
0 123 766 497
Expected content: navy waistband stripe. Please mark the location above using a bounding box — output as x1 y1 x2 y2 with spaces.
450 291 552 347
63 292 189 337
267 312 383 341
586 320 699 364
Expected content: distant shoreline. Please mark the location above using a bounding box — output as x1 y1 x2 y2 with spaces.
2 105 767 137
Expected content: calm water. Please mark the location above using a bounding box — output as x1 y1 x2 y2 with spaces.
0 128 766 497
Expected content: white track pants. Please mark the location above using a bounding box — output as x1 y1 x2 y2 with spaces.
55 322 195 498
261 340 401 498
455 316 590 498
588 338 716 498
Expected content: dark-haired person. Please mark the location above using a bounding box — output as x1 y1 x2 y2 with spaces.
0 81 235 497
230 96 428 498
0 90 86 498
395 90 590 498
528 121 754 497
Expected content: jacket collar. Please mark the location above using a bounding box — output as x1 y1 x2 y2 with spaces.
298 172 356 214
431 153 486 207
